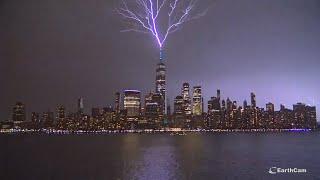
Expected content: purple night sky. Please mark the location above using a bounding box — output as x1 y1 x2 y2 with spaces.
1 0 320 121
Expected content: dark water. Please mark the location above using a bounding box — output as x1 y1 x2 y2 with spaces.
1 132 320 180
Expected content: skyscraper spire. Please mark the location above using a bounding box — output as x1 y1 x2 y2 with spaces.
160 48 164 61
156 49 167 115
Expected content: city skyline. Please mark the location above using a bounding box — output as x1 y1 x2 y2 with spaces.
3 83 320 122
6 81 317 131
6 85 318 123
2 1 320 179
1 0 320 121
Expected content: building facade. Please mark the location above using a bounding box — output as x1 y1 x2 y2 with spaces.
182 83 192 115
12 102 26 122
124 90 141 118
155 60 166 115
192 86 203 116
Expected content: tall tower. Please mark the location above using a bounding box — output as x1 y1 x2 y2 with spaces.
250 92 256 108
115 92 121 114
56 105 66 129
155 50 166 115
217 89 221 101
78 97 84 114
182 83 192 115
192 86 203 116
56 105 66 120
12 102 25 122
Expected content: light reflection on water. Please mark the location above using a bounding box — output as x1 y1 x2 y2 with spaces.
1 132 320 180
121 135 179 180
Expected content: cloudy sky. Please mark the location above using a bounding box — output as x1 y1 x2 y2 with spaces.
1 0 320 120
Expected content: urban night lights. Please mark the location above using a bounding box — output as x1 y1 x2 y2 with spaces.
1 60 317 132
1 0 318 133
3 1 320 180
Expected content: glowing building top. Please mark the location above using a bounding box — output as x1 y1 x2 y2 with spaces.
192 86 203 116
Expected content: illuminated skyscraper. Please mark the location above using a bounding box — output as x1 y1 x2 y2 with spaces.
208 97 220 112
182 83 190 99
265 102 275 128
306 106 317 129
42 111 54 128
251 93 256 108
12 102 25 122
115 92 121 114
56 106 65 120
174 96 184 115
266 102 274 112
124 90 141 117
102 106 114 122
144 92 162 124
173 95 185 127
192 86 203 116
145 92 153 110
155 58 166 115
91 108 100 118
293 103 307 128
293 103 317 129
56 106 66 129
250 93 258 127
31 112 40 123
222 100 226 110
207 96 222 129
181 83 192 115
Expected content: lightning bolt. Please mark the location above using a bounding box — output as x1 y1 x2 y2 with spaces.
116 0 207 49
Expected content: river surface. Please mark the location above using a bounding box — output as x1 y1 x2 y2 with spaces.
0 132 319 180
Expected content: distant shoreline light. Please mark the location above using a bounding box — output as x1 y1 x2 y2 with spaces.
0 128 313 135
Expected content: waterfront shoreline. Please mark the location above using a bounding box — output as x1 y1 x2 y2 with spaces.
0 128 314 135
